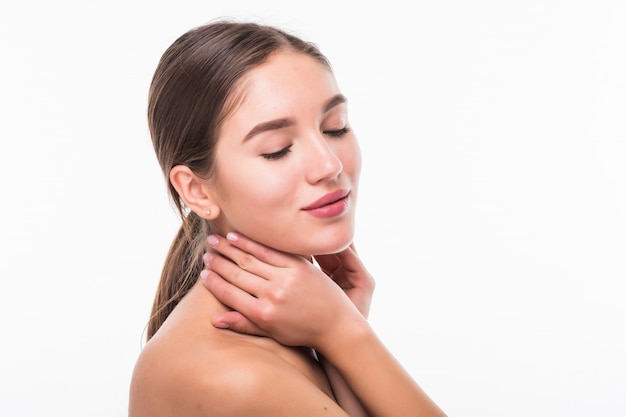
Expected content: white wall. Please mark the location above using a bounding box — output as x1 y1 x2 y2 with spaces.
1 1 624 416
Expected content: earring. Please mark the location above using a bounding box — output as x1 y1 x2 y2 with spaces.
204 209 212 216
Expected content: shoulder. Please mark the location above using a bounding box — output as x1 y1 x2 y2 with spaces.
130 335 347 417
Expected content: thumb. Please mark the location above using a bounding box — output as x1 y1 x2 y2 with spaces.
212 311 269 337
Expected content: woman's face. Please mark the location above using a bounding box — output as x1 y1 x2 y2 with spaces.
210 50 361 256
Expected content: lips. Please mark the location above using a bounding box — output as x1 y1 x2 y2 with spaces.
303 189 350 210
301 189 351 219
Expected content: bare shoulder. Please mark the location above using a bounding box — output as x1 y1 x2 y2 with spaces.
129 333 348 417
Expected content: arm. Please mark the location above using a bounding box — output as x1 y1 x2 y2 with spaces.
204 240 372 416
313 247 374 417
318 353 370 417
202 233 446 417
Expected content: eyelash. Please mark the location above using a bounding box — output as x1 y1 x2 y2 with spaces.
262 146 292 160
261 127 350 161
324 127 351 137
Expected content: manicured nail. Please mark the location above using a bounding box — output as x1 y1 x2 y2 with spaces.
226 232 238 242
200 269 209 282
203 252 213 263
207 235 219 246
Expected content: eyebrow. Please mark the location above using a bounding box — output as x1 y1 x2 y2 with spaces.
323 94 347 113
242 94 348 143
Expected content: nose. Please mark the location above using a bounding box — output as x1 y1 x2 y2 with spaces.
304 133 343 184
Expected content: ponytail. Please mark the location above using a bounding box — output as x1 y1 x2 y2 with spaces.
145 21 331 341
146 211 209 340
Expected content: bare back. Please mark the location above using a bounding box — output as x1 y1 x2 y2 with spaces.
129 281 348 417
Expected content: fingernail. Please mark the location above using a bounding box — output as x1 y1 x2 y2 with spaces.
226 232 238 242
214 321 230 329
203 252 213 263
200 269 209 282
207 235 219 246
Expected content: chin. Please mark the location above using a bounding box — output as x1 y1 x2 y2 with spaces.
237 219 355 257
307 228 354 256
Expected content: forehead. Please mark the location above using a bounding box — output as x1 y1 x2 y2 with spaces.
241 50 334 91
225 51 340 121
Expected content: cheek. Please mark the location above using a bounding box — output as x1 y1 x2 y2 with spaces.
340 139 362 183
217 161 297 222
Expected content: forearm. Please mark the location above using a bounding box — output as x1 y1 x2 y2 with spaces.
318 353 371 417
318 319 447 417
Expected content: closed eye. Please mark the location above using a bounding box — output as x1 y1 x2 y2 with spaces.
323 127 351 138
262 145 292 160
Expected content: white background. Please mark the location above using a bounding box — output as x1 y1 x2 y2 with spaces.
1 1 625 416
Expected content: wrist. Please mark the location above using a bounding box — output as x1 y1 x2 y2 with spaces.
314 312 373 359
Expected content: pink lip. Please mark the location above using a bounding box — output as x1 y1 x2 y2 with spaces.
302 189 350 218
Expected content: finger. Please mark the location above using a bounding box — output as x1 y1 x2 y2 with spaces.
330 245 364 272
334 247 375 290
201 268 259 316
313 253 342 276
212 310 269 337
222 232 293 268
207 234 268 273
203 251 264 297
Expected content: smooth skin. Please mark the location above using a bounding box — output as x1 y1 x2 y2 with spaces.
130 281 347 416
177 51 361 257
130 50 445 416
202 232 446 417
130 51 364 417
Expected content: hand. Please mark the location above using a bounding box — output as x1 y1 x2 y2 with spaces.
314 244 375 318
201 232 366 350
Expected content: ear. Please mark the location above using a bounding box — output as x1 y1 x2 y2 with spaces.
169 165 220 219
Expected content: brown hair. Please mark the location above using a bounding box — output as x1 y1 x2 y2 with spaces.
146 20 330 339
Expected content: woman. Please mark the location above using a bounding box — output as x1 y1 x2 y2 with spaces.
129 19 446 417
